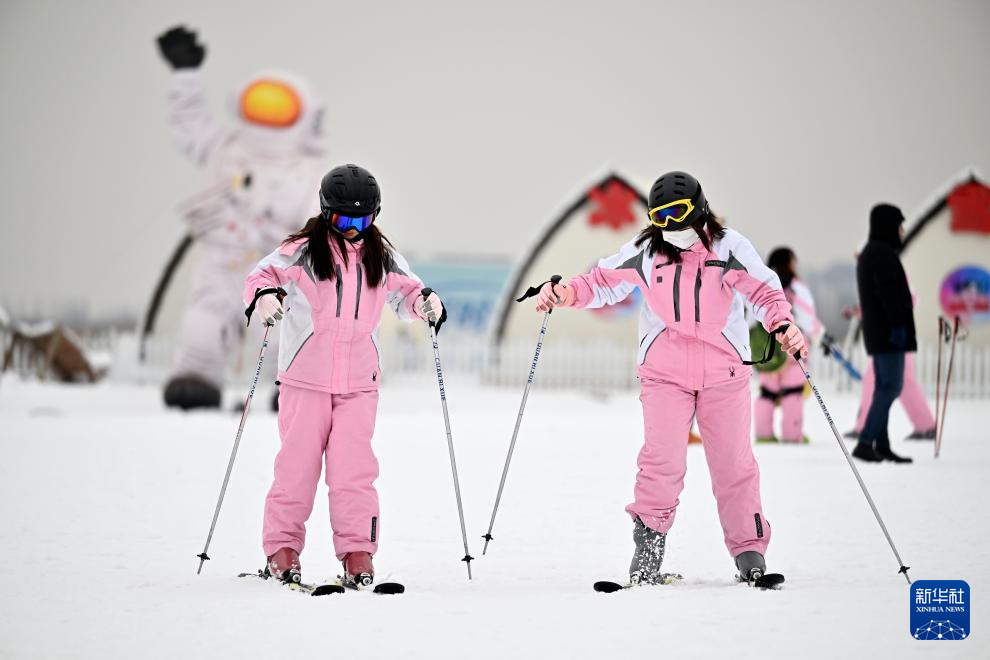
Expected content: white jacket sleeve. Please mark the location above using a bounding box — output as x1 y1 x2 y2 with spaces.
167 71 225 166
385 250 425 321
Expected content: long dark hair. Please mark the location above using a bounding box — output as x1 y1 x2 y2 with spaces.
283 216 394 287
767 246 796 288
634 211 726 263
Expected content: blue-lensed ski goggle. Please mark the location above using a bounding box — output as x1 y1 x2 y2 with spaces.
329 212 375 232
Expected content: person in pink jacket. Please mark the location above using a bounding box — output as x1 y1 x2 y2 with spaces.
754 247 822 444
243 164 444 587
535 171 806 585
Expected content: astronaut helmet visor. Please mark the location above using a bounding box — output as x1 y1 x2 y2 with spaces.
239 79 302 128
330 212 376 233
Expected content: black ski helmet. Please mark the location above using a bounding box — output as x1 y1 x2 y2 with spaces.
319 164 381 219
648 171 709 229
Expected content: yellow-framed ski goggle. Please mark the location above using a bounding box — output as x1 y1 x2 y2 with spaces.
648 198 695 228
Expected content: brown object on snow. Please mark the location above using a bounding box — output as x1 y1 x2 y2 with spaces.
1 309 105 383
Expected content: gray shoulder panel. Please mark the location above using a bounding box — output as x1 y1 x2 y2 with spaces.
616 249 647 285
386 261 408 277
723 251 748 275
293 248 317 284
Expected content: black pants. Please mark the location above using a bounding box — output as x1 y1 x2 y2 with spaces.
859 352 905 451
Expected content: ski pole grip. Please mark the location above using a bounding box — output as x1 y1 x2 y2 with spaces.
773 324 792 360
420 287 440 327
515 275 562 303
244 287 287 326
549 275 563 311
772 324 804 363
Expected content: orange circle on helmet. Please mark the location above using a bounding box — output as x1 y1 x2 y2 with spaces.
239 79 302 128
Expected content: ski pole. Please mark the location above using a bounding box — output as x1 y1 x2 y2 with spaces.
421 287 474 580
934 317 945 446
196 322 274 574
482 275 561 555
793 345 911 584
935 316 960 459
821 333 862 381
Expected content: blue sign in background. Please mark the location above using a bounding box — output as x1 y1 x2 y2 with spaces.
411 260 511 332
910 580 970 640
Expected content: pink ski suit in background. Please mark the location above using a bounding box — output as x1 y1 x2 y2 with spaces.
854 353 935 434
754 279 821 442
850 285 935 435
243 237 425 560
567 229 795 557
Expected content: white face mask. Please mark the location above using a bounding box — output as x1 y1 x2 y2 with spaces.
663 228 700 250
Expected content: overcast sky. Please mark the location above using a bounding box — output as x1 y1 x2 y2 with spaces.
1 0 988 321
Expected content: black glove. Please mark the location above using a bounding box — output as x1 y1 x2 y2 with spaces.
156 25 206 70
820 332 834 357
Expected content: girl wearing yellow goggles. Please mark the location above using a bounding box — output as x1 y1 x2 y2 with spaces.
648 198 697 228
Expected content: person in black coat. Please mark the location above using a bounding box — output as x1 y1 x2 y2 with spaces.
854 203 915 463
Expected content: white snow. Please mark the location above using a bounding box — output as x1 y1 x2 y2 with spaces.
1 374 987 659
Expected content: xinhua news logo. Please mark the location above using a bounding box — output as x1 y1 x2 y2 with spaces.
910 580 969 640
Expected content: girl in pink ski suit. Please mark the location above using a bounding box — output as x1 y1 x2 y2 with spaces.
243 164 442 585
536 171 806 580
754 247 823 443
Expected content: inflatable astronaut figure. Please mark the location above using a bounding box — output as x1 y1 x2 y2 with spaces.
156 26 325 409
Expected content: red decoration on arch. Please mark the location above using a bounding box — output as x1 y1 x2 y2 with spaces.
588 180 639 231
948 180 990 235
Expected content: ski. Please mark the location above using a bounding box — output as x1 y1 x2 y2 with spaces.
238 570 345 596
593 573 684 593
737 572 786 590
337 575 406 595
594 572 785 592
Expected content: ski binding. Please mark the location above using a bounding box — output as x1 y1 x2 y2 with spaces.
239 570 345 596
594 573 684 593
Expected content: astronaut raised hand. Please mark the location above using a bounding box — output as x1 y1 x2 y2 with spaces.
156 25 206 70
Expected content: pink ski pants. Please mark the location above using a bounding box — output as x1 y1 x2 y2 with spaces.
854 353 935 433
627 376 771 558
754 361 807 442
262 384 380 560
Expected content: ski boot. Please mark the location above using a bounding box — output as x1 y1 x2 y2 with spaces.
755 436 779 444
735 551 784 589
629 517 668 585
905 428 935 441
734 551 767 583
343 551 374 587
266 548 301 584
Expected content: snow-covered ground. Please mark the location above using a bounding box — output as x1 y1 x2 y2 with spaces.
1 374 987 659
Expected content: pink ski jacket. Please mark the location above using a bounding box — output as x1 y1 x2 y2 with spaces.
787 279 822 339
243 238 425 393
568 229 795 389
